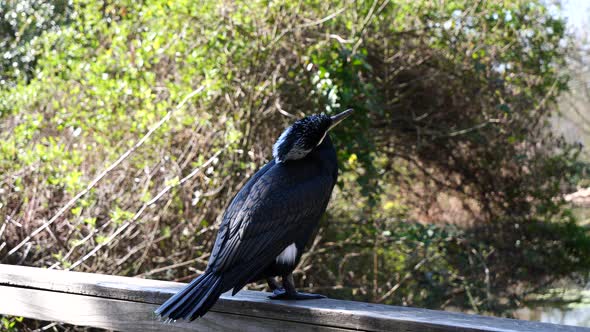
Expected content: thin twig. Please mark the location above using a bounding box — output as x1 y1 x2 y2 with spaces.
266 7 346 47
8 86 204 256
66 144 230 271
135 254 209 278
352 0 388 55
115 230 175 266
48 221 112 269
32 322 58 332
0 221 6 239
377 253 440 302
445 119 501 138
297 7 346 28
174 272 205 282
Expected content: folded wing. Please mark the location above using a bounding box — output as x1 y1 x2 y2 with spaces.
207 159 336 292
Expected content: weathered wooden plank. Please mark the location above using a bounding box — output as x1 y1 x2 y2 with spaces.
0 263 175 304
0 264 587 332
0 286 348 332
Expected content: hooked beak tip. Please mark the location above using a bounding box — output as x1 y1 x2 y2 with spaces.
330 108 354 128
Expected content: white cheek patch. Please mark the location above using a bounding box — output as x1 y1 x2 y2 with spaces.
276 242 298 265
285 145 311 161
273 127 292 162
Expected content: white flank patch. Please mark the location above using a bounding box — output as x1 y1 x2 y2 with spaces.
276 243 298 265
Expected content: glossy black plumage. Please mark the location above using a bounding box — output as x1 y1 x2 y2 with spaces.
156 111 351 321
213 136 337 291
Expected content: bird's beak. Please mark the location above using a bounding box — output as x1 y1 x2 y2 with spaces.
329 109 354 130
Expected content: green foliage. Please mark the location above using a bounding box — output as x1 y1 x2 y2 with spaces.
0 0 73 87
1 0 588 320
1 316 23 332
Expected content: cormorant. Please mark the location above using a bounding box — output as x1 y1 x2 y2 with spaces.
155 109 354 321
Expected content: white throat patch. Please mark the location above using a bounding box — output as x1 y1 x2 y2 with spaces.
276 243 298 265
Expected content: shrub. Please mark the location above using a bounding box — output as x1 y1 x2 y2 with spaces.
1 0 588 322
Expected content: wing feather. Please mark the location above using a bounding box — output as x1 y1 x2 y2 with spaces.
207 159 335 283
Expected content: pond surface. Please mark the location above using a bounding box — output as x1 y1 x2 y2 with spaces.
514 304 590 327
513 205 590 327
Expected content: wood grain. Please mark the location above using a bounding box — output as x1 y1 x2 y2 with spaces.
0 264 587 332
0 286 347 332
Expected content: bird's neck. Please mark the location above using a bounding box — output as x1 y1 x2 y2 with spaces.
310 135 338 172
316 134 335 151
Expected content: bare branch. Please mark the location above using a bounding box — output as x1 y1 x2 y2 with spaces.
134 254 209 278
65 144 230 271
8 87 204 256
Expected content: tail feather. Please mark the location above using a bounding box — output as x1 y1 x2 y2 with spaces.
154 273 206 317
167 273 214 318
186 276 222 319
155 272 223 321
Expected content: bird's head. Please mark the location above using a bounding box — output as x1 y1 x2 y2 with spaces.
273 109 354 163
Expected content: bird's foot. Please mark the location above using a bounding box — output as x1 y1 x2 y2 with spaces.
268 288 326 300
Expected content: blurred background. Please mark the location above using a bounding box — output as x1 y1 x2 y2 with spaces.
1 0 590 330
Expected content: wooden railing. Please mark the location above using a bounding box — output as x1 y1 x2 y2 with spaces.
0 264 587 331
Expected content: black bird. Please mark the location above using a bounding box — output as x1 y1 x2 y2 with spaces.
155 109 354 321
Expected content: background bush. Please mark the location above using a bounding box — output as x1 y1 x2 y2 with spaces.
1 0 589 327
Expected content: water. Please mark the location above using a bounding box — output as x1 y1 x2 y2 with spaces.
512 205 590 327
514 305 590 327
